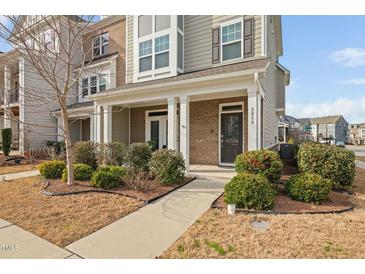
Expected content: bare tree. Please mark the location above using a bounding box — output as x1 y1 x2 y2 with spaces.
0 15 95 185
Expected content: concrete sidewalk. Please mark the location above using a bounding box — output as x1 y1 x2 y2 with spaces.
0 219 72 259
66 178 226 258
356 160 365 170
2 170 39 181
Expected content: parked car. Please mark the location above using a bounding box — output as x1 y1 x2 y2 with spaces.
336 141 345 147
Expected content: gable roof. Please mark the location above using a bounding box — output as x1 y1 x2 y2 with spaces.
298 115 345 125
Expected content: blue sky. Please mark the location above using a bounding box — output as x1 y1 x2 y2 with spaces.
1 16 365 123
281 16 365 123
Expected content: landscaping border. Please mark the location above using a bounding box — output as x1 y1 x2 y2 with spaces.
211 193 355 215
42 177 196 204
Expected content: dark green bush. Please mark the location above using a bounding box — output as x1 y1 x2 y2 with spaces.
62 163 93 182
91 165 127 189
98 142 127 166
234 150 283 184
126 143 152 172
285 173 333 203
149 149 185 185
297 143 355 190
73 141 98 169
1 128 12 156
38 160 66 179
224 172 276 210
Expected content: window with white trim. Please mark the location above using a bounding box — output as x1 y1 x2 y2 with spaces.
138 34 170 72
154 34 169 69
81 74 107 97
221 21 242 61
92 33 109 58
362 129 365 138
139 39 153 72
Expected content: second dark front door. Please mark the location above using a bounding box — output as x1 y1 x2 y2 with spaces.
220 112 243 164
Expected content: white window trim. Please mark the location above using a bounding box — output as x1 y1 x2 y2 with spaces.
361 129 365 138
80 73 109 100
145 109 168 149
133 15 179 83
92 33 109 59
220 18 244 63
218 102 245 166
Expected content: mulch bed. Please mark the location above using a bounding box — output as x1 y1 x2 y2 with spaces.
44 176 195 203
212 186 354 214
212 159 354 214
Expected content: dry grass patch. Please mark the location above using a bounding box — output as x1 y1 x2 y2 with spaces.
356 156 365 162
0 177 143 247
161 199 365 259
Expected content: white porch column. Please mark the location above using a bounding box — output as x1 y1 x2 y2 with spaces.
3 65 11 129
247 87 261 151
94 104 103 144
90 115 94 142
103 105 113 144
167 97 178 150
179 95 189 172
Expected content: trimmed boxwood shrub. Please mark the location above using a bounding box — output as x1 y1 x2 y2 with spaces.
224 172 276 210
38 160 66 179
91 166 127 189
297 143 355 190
149 149 185 185
234 150 283 184
98 142 127 166
126 143 152 172
73 141 98 169
62 163 93 182
285 173 333 203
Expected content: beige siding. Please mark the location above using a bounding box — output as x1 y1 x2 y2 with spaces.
276 68 285 109
126 16 134 83
126 15 264 80
259 60 278 148
112 106 129 144
266 15 278 61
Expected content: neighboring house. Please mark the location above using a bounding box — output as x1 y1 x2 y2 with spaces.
298 115 348 144
278 115 300 142
52 15 126 144
85 15 290 169
0 16 83 154
348 123 365 145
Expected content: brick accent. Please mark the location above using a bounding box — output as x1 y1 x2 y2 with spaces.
129 97 248 166
190 96 247 165
82 17 126 86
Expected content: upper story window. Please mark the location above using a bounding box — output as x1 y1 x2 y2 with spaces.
221 21 242 61
138 35 170 72
81 74 107 98
92 33 109 58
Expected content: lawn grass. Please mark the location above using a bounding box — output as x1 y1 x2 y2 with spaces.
161 166 365 259
0 176 143 247
0 164 38 175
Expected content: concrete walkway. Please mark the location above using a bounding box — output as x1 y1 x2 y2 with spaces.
356 160 365 170
0 219 72 259
2 170 39 181
66 177 227 258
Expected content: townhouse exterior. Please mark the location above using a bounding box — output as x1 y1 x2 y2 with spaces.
1 15 289 170
298 115 348 144
0 16 83 154
348 123 365 145
80 15 289 169
278 115 301 143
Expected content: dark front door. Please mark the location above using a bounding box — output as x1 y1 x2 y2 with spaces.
220 112 243 164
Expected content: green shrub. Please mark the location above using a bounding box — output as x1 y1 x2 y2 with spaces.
224 172 276 210
149 149 185 185
73 141 98 169
234 150 283 184
38 160 66 179
91 165 127 189
1 128 12 156
297 143 355 189
285 173 333 203
98 142 127 166
126 143 152 172
62 163 93 182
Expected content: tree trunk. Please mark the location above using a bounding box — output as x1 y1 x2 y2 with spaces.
61 111 74 186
